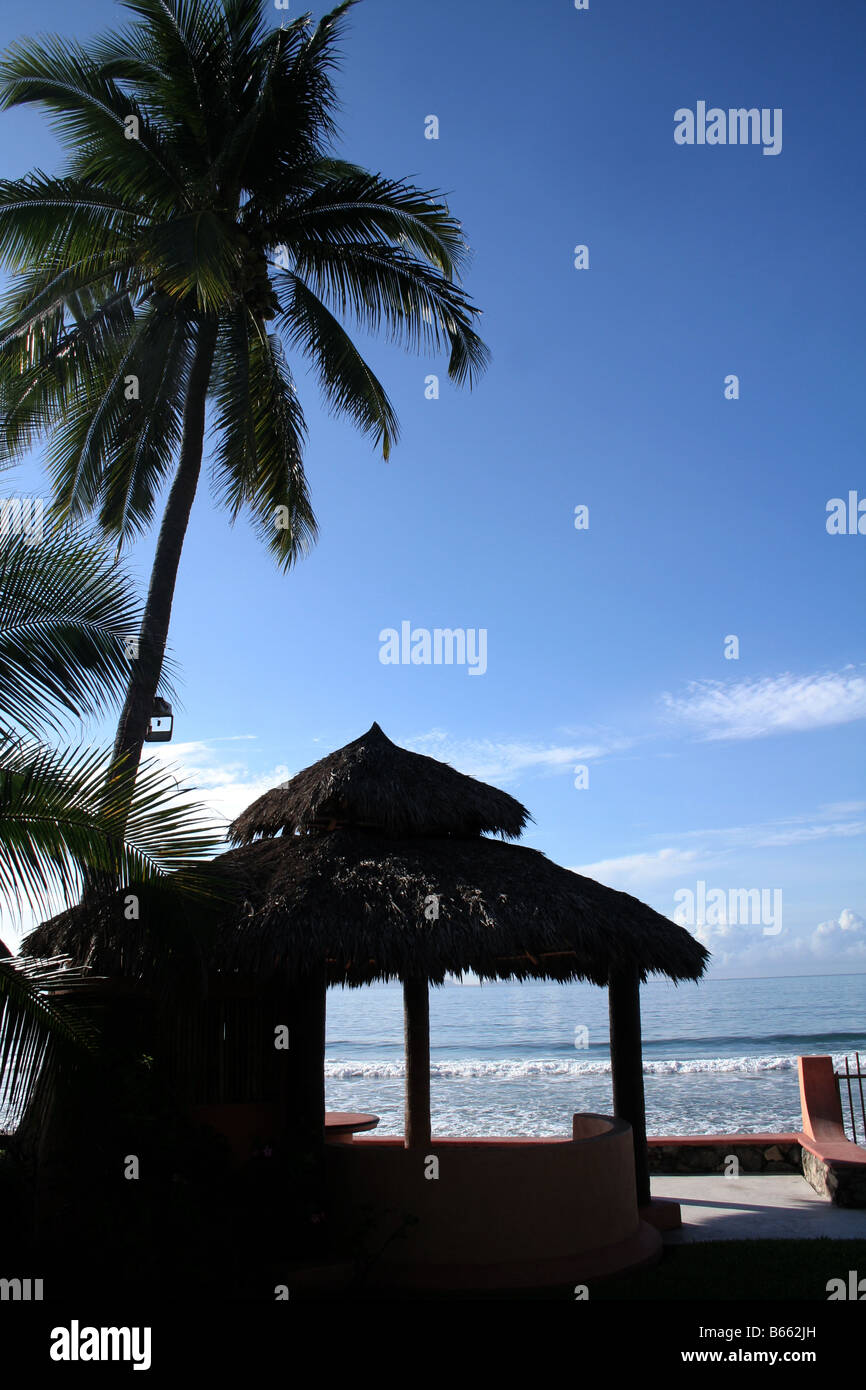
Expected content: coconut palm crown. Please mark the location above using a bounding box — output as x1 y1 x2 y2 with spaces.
0 0 489 774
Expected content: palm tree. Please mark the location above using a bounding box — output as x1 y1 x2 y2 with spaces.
0 528 221 925
0 528 224 1130
0 0 489 790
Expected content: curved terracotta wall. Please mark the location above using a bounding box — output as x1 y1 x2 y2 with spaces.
325 1113 658 1286
798 1055 866 1206
798 1055 846 1144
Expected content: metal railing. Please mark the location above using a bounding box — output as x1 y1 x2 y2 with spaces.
836 1052 866 1146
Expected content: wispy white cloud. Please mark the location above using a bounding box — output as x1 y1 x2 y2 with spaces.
150 727 631 821
149 739 290 826
572 806 866 898
661 668 866 741
570 847 710 891
404 729 631 783
405 669 866 788
655 810 866 853
749 819 866 847
815 801 866 818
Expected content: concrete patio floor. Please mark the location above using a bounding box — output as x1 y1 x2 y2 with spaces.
652 1173 866 1242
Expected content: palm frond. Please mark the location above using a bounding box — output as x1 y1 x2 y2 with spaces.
276 239 490 386
139 210 243 310
210 307 317 569
0 172 143 275
39 303 194 542
278 272 397 459
0 736 226 926
267 168 469 279
0 953 99 1131
0 33 186 208
97 309 194 542
0 530 141 737
0 272 138 467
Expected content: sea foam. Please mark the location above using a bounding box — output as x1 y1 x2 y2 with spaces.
323 1051 841 1081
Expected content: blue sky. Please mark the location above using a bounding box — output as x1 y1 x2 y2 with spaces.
1 0 864 975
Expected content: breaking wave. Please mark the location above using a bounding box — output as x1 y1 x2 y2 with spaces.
324 1051 855 1080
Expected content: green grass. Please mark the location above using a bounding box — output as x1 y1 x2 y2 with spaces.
589 1238 866 1301
346 1237 866 1301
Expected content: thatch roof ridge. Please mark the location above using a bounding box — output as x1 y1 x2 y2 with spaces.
229 722 530 843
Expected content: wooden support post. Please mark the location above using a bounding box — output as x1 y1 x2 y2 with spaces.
403 975 431 1149
282 970 326 1150
608 966 651 1207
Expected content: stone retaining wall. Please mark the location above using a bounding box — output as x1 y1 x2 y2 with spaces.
800 1146 866 1207
647 1128 866 1206
648 1135 802 1176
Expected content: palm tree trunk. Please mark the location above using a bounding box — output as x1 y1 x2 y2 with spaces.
111 317 218 782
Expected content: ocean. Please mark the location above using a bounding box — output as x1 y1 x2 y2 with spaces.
324 973 866 1138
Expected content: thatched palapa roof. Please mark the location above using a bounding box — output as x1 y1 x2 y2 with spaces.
24 723 708 990
210 830 706 985
229 721 529 842
25 830 706 987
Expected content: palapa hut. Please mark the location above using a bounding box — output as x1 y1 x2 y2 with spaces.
25 722 708 1286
